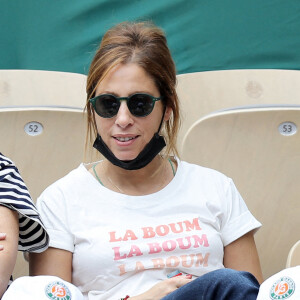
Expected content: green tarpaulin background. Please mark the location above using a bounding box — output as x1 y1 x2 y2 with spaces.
1 0 300 75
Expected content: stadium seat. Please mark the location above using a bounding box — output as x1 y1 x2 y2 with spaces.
176 69 300 148
286 240 300 268
181 105 300 278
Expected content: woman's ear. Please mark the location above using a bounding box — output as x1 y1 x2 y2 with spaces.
164 106 172 121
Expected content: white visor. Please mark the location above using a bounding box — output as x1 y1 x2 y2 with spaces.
2 275 84 300
257 266 300 300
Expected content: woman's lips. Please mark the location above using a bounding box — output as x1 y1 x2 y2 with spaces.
113 135 139 146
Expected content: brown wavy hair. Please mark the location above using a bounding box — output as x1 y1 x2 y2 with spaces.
85 21 181 158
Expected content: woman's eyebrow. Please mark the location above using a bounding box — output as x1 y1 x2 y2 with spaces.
95 91 119 96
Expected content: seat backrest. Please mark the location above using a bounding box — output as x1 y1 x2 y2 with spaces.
286 240 300 268
181 106 300 278
176 69 300 148
0 69 87 107
0 106 99 201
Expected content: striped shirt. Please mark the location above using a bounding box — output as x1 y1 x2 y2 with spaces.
0 153 49 252
0 153 49 287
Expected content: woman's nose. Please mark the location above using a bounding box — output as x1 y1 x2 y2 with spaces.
114 101 134 128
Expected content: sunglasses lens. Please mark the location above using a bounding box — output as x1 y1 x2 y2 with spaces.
95 95 119 118
128 94 154 117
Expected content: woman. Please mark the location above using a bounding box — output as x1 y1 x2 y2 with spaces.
30 22 263 299
0 153 49 298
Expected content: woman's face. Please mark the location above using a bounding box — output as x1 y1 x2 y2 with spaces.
94 63 171 161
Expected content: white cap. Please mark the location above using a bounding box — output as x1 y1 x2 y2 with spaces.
257 266 300 300
2 275 84 300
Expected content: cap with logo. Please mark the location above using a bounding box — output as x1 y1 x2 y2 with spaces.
2 275 84 300
257 266 300 300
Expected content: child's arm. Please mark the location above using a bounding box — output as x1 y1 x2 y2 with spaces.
0 206 19 298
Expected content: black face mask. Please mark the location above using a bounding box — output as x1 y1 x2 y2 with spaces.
93 107 167 170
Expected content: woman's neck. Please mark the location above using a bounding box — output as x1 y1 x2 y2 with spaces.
94 156 176 196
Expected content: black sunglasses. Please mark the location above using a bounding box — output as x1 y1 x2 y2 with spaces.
89 93 162 118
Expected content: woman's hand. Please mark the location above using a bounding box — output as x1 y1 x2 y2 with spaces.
0 233 6 250
130 274 192 300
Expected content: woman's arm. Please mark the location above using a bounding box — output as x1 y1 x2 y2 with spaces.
0 206 19 298
224 230 263 283
29 247 72 282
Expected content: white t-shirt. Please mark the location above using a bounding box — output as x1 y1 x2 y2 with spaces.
36 159 261 299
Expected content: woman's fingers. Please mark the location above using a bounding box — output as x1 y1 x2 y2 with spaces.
169 275 193 288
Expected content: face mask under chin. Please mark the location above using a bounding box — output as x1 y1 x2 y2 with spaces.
93 132 166 170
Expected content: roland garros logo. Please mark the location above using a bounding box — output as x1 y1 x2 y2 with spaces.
45 281 72 300
269 276 295 299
